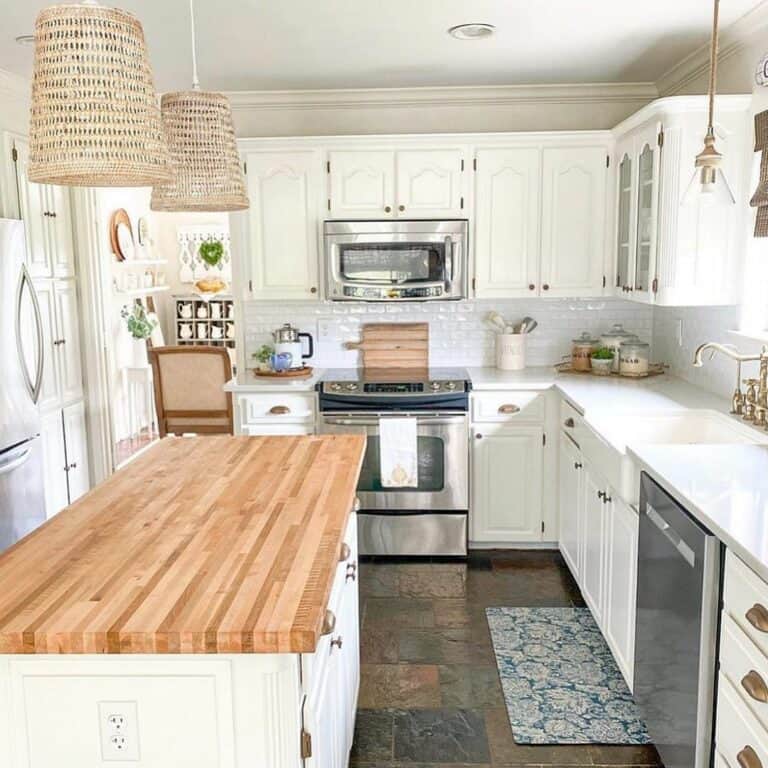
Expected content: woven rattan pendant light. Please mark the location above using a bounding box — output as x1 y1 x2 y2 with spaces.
28 1 171 187
150 0 248 212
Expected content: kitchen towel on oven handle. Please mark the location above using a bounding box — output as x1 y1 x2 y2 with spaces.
379 417 418 488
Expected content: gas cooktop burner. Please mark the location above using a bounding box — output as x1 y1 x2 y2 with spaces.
318 368 470 397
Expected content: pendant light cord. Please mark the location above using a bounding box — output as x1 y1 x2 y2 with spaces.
189 0 200 90
707 0 720 134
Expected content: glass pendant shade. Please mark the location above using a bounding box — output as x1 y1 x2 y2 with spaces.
150 90 249 212
682 132 735 207
28 3 171 187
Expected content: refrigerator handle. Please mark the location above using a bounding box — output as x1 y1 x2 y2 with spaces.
15 263 44 404
0 445 33 476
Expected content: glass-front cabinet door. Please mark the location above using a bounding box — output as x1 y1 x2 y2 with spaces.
631 121 661 302
615 149 633 293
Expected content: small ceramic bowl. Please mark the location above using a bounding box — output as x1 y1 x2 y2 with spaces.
591 357 614 376
270 352 293 373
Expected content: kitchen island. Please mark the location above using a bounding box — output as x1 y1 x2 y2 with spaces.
0 435 366 768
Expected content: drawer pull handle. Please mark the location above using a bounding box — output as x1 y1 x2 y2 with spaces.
268 405 291 415
339 542 351 563
742 670 768 703
321 609 336 636
747 604 768 633
564 417 575 428
330 635 343 650
737 746 762 768
346 562 357 582
498 404 520 415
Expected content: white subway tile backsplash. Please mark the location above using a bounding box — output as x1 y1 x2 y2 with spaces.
244 298 653 369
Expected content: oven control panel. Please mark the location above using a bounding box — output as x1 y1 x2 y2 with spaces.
322 380 467 395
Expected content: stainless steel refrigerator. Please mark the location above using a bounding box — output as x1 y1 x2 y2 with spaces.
0 218 46 551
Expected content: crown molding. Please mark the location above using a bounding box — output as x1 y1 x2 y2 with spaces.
0 67 30 103
657 0 768 95
225 82 658 112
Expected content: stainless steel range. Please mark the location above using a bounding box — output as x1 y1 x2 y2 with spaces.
317 368 470 556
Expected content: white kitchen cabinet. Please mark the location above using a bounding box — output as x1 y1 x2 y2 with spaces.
474 148 540 298
604 494 639 689
328 150 395 219
395 148 465 218
242 150 322 300
471 424 544 544
558 432 583 579
55 280 84 405
581 461 607 625
612 95 750 306
613 136 635 295
62 401 90 505
540 146 608 297
40 409 68 519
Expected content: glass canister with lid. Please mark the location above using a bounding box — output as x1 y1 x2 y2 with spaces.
619 340 651 377
600 323 638 373
571 332 599 371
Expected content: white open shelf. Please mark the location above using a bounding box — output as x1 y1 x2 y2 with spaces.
114 285 171 299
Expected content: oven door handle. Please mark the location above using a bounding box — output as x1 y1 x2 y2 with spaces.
321 415 467 427
444 235 453 284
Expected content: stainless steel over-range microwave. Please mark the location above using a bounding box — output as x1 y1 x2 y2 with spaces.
324 219 468 301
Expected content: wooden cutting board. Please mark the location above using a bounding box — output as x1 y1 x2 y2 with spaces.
346 322 429 369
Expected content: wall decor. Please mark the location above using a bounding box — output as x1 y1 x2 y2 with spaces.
751 110 768 237
177 226 232 283
28 4 170 187
137 216 152 247
110 209 136 262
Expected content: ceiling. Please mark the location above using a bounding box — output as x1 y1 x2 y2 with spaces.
0 0 763 92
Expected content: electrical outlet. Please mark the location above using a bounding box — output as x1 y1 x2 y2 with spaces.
99 701 140 761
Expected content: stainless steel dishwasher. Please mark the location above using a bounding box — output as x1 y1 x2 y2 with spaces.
635 473 721 768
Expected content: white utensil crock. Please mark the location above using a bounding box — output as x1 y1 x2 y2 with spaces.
496 333 526 371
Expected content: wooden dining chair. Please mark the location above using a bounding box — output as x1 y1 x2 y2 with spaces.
149 346 234 437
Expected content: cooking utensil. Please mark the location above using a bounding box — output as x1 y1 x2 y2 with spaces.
486 311 508 333
521 317 538 334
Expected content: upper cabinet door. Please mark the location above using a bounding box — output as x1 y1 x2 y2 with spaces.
614 138 635 296
328 150 395 219
540 146 608 297
47 183 76 278
395 149 465 218
14 142 52 279
54 280 84 405
244 150 322 300
474 148 540 298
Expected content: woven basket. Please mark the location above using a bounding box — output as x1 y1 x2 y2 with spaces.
28 4 171 187
150 90 249 212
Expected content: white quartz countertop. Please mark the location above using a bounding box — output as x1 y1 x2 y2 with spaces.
224 368 324 393
629 444 768 583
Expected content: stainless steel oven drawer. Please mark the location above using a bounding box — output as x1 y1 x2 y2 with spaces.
358 512 467 556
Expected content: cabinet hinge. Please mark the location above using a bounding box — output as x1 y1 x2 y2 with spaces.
460 158 464 172
542 433 546 446
657 129 664 148
300 729 312 759
248 279 253 292
243 161 247 175
541 521 545 534
473 158 477 171
471 276 476 293
602 275 606 289
606 154 610 168
652 277 658 294
327 198 331 212
11 146 17 162
326 160 330 173
460 196 464 209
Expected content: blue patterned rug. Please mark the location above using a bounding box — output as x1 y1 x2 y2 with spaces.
486 607 650 745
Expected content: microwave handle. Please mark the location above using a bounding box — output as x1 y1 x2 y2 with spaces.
444 236 453 284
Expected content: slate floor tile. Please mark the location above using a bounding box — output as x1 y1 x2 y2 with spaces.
360 563 400 598
360 625 400 663
351 709 394 762
397 563 467 598
433 598 488 628
438 665 505 708
359 664 441 708
393 708 490 763
364 597 435 628
399 627 496 665
588 743 663 765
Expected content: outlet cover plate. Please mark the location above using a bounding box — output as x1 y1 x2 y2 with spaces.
98 701 140 761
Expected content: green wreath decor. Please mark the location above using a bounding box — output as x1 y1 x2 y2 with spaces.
199 240 224 268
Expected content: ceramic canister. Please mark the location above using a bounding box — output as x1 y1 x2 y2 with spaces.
571 332 598 372
600 323 637 373
496 333 526 371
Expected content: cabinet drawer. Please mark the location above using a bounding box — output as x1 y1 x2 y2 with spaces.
725 551 768 660
238 393 315 424
721 613 768 734
472 391 545 423
716 674 768 768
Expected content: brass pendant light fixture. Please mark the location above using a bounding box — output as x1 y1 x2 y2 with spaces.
28 0 171 187
682 0 735 207
150 0 249 212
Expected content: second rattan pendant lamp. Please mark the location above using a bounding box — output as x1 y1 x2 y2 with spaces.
150 0 249 212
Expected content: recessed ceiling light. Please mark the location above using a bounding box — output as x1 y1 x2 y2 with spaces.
448 23 495 41
14 34 35 46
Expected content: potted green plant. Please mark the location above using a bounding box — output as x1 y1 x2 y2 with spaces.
199 240 224 269
121 303 158 367
252 344 275 372
591 347 615 376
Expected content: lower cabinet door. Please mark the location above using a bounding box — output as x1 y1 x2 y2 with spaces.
40 409 68 518
604 495 639 690
471 425 544 543
558 432 583 579
63 401 90 504
581 464 607 625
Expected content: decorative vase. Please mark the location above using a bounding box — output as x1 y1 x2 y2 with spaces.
131 337 148 368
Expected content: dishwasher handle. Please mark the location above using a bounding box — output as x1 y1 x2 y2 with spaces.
646 504 697 568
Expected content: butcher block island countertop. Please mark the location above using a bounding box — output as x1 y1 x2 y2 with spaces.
0 434 366 655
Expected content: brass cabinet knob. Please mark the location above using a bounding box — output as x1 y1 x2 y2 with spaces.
310 287 317 294
384 205 392 213
475 433 483 440
268 405 290 415
330 635 343 650
398 205 405 212
564 418 575 428
528 284 536 291
339 542 351 563
542 284 550 291
746 603 768 633
742 670 768 703
498 404 520 415
321 609 336 636
737 746 762 768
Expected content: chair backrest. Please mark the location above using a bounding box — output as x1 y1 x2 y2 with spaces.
149 346 233 437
